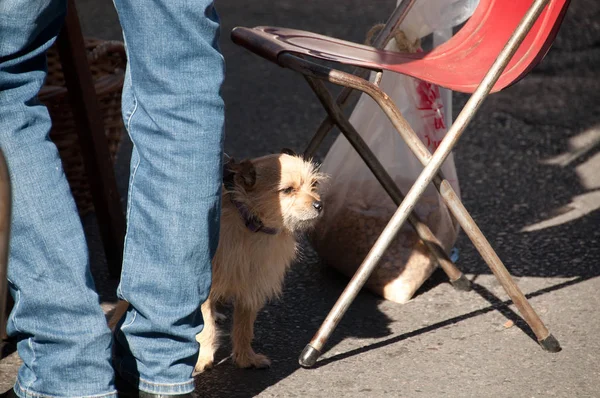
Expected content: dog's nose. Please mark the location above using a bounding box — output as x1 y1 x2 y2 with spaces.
312 200 323 212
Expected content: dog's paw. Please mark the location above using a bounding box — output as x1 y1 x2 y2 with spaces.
194 354 215 374
233 351 272 369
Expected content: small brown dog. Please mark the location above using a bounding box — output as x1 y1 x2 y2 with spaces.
109 151 325 373
195 150 325 372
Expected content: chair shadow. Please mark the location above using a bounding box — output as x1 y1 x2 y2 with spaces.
312 274 592 368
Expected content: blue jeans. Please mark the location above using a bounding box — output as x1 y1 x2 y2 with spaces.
0 0 224 395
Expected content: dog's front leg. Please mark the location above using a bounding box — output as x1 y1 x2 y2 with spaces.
194 299 218 374
231 303 271 369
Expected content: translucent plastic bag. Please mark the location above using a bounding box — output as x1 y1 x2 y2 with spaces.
399 0 479 42
311 0 477 303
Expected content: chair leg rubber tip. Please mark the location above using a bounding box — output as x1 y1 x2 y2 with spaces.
539 334 562 353
299 344 321 368
451 274 472 292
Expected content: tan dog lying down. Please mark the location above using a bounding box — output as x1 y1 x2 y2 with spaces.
109 151 326 373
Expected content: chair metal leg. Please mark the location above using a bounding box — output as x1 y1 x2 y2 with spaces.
0 149 11 341
56 0 126 279
298 0 559 368
297 62 559 350
302 0 417 158
302 75 470 289
300 0 469 290
340 77 561 351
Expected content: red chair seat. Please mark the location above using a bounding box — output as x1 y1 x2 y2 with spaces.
232 0 570 93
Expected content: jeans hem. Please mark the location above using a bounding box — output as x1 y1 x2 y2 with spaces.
13 379 118 398
115 363 195 395
137 378 195 395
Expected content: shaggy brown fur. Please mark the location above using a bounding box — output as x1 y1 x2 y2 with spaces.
195 152 325 372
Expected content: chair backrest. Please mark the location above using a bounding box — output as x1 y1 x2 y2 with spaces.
427 0 571 92
231 0 571 93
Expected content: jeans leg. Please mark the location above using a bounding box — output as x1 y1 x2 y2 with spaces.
0 1 117 396
111 0 225 393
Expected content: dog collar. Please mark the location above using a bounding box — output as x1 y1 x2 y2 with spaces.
223 158 279 235
229 197 279 235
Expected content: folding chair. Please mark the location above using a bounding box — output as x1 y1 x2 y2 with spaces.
231 0 570 368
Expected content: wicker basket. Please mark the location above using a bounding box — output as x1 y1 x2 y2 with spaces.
39 38 126 216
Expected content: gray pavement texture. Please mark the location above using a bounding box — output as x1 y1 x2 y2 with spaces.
2 0 600 397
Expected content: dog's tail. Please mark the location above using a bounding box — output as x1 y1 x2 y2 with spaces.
107 300 129 331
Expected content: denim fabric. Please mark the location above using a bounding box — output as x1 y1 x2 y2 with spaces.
112 0 224 393
1 0 224 395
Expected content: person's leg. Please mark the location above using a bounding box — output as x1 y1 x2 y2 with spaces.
111 0 225 393
0 0 117 396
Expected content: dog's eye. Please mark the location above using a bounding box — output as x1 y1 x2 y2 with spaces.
281 187 295 194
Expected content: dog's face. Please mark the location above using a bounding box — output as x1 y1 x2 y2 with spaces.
227 151 326 233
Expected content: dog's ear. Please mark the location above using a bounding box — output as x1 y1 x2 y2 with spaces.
231 159 256 189
280 147 297 157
